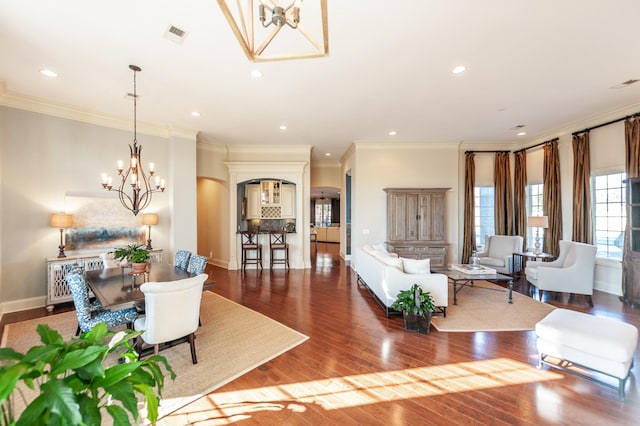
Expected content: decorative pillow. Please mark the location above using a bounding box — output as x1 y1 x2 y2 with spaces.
402 258 431 274
373 251 404 268
371 243 399 257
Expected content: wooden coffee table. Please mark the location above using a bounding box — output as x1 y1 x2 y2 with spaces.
443 269 514 305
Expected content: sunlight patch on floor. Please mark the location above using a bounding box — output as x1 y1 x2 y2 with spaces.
161 358 563 424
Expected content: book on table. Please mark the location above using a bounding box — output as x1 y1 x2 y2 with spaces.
450 264 497 275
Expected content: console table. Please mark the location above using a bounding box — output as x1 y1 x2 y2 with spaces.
46 249 163 311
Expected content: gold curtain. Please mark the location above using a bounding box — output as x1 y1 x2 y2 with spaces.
626 116 640 178
462 152 476 263
571 132 593 244
494 152 514 235
514 150 527 248
543 141 562 256
622 116 640 306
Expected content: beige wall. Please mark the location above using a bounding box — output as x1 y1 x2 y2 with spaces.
311 164 341 189
0 106 198 312
350 142 460 268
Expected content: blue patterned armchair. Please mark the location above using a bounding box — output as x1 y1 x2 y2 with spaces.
187 255 208 275
174 250 192 270
66 267 138 334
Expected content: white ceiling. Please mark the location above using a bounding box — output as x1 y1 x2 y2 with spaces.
1 1 640 167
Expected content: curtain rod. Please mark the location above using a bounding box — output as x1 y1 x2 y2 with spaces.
513 137 559 154
572 112 640 136
464 150 510 154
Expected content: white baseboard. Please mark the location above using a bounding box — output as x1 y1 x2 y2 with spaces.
1 296 47 314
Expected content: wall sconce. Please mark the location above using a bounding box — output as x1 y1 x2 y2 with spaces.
527 215 549 255
142 213 158 250
50 213 73 258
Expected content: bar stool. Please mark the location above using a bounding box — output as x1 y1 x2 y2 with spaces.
241 231 262 270
269 230 289 269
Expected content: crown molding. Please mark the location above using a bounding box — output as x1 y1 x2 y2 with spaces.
227 145 312 155
0 84 197 141
353 141 460 151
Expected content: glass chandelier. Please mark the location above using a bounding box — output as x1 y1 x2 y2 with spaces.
101 65 165 215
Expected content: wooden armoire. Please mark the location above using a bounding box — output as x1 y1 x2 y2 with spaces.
384 188 450 270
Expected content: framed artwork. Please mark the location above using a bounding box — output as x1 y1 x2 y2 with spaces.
64 195 144 251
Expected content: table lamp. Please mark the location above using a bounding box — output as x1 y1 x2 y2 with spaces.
50 213 73 258
143 213 158 249
527 215 549 255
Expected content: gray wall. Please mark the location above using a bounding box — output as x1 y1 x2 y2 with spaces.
0 106 197 312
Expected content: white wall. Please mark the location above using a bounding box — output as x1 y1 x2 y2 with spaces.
0 106 198 312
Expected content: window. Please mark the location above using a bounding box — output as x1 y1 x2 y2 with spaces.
527 183 544 250
474 186 495 248
592 172 626 260
315 200 332 227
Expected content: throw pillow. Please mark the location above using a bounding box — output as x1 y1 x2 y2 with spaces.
372 243 399 257
402 258 431 274
374 251 404 268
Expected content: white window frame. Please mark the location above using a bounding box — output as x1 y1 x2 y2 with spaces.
474 186 495 249
526 183 544 251
592 172 626 261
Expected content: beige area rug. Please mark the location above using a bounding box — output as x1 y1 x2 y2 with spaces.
1 292 309 420
431 281 555 332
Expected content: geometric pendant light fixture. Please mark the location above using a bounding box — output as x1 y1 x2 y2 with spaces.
217 0 329 62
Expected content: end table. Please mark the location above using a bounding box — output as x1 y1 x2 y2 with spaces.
512 251 557 278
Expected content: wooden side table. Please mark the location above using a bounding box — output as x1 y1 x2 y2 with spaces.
512 251 557 278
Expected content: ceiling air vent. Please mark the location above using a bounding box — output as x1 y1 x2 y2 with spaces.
164 25 188 44
610 79 639 89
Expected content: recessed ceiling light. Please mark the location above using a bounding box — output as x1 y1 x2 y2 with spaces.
451 65 467 74
250 70 263 78
388 131 397 136
191 111 201 117
279 125 287 130
325 153 331 156
517 132 527 136
40 69 58 78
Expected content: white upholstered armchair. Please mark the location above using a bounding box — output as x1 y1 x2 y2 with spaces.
525 240 597 306
476 235 524 274
134 273 208 364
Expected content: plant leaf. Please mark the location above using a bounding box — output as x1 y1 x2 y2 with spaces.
77 393 102 425
50 346 106 376
39 379 82 424
134 384 159 423
105 381 138 418
0 347 23 361
35 324 64 346
0 364 31 402
106 404 132 426
95 362 143 388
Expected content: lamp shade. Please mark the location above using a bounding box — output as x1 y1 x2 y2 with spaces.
142 213 158 226
50 213 73 228
527 215 549 228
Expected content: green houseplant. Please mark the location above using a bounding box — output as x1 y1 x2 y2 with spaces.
391 284 436 334
114 245 150 273
0 323 175 426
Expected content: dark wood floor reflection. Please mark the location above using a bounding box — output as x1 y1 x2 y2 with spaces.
3 243 639 425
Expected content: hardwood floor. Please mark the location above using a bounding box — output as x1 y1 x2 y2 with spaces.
2 242 639 425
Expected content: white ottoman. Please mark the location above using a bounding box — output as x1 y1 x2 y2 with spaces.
535 308 638 399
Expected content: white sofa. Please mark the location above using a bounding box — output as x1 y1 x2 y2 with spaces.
356 244 448 317
476 235 524 274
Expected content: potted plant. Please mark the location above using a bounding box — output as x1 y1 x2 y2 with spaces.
114 244 150 273
391 284 436 334
0 322 175 425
